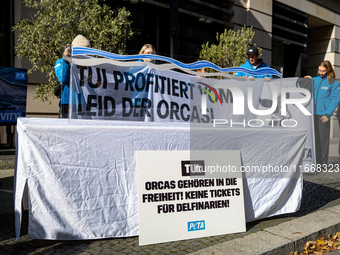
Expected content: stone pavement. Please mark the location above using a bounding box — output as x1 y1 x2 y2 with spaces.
0 139 339 255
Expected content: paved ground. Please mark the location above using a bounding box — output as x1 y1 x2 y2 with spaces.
0 139 339 255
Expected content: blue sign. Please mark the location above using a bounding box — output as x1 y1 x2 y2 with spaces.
0 66 27 124
187 220 205 232
0 111 24 123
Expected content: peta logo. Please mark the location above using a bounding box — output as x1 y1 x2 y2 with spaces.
188 220 205 232
181 160 205 176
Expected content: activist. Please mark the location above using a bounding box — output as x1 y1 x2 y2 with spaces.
139 44 156 62
54 35 91 118
234 46 272 81
54 46 71 118
196 67 207 77
305 60 340 165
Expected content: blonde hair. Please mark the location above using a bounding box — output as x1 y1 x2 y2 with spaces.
139 44 156 55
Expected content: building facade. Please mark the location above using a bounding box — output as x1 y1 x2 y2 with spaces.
0 0 340 147
104 0 340 78
234 0 340 78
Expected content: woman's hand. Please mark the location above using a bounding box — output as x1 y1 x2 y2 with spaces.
320 115 329 123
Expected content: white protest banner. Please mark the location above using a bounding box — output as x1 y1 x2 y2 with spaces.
136 150 245 246
69 48 315 167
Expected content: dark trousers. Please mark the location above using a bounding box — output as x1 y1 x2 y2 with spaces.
61 104 69 118
314 115 330 165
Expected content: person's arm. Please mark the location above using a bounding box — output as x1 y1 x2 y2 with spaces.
234 62 247 77
234 71 245 77
323 81 340 120
258 63 272 81
54 59 63 84
60 60 70 86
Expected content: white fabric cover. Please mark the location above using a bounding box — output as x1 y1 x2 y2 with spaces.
15 118 307 240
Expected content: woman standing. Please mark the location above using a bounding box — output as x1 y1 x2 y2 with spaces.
305 60 340 166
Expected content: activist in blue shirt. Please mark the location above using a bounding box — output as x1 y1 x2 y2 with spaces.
54 35 91 118
305 60 340 166
235 46 273 81
54 47 71 118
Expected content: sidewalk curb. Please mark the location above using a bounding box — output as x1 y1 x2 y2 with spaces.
189 204 340 255
262 205 340 255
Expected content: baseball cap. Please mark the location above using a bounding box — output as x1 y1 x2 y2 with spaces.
247 46 259 55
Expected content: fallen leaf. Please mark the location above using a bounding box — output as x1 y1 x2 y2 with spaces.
316 240 324 245
327 240 335 247
290 232 340 254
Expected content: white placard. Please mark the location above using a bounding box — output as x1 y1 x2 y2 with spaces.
137 150 245 246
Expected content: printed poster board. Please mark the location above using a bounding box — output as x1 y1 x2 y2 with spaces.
137 150 245 246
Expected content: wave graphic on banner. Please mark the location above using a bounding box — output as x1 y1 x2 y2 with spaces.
72 47 282 78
